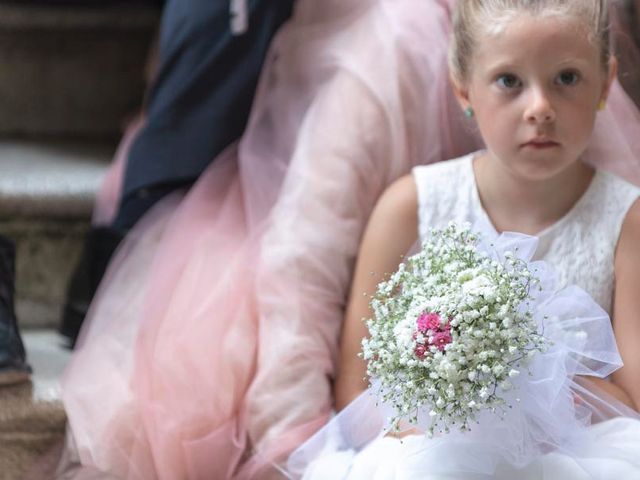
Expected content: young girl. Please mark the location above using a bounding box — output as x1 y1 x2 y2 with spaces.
291 0 640 477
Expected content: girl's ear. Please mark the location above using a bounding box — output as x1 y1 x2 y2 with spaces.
601 56 618 103
451 74 472 112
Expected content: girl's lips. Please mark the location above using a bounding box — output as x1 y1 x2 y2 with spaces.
522 140 559 149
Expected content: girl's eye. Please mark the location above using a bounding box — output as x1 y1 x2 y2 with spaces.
556 70 580 86
496 74 522 90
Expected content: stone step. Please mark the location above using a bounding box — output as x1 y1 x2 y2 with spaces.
0 2 159 140
0 330 71 479
0 140 113 329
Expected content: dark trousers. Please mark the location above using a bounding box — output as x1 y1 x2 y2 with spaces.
0 234 30 379
114 0 295 230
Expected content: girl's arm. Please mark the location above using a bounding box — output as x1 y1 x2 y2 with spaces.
334 175 419 411
609 199 640 411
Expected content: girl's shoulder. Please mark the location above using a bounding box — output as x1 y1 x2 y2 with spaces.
412 154 474 181
375 172 419 225
606 170 640 259
363 172 420 259
411 153 475 204
587 169 640 220
596 169 640 198
410 154 479 237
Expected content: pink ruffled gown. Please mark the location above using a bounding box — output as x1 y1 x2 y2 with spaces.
60 0 640 478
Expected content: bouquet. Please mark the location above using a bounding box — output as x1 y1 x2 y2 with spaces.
362 223 549 436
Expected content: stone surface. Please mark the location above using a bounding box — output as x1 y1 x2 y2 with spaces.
0 330 70 480
0 140 112 328
0 3 159 140
2 220 90 329
0 140 112 219
0 3 159 29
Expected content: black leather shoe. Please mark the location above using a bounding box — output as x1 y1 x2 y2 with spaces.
59 227 124 348
0 235 31 386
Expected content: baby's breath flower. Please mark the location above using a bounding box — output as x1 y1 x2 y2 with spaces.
362 223 547 435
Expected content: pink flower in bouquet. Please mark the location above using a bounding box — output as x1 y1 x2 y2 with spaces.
414 312 453 356
417 312 441 333
432 330 453 351
414 343 428 359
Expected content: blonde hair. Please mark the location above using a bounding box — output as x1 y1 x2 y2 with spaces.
449 0 612 84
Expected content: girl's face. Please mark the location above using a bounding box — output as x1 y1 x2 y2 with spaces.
455 14 616 181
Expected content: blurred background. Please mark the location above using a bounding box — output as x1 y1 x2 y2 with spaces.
0 0 637 478
0 1 161 477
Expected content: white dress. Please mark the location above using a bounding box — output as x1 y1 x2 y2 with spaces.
289 153 640 480
413 153 640 316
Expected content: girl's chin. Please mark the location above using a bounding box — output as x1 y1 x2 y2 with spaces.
514 162 579 182
482 149 582 181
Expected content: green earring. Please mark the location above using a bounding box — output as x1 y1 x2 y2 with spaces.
464 106 474 118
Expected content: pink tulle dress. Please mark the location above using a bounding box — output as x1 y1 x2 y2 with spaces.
59 0 640 479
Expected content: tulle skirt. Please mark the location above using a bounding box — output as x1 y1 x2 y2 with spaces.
295 417 640 480
60 0 640 478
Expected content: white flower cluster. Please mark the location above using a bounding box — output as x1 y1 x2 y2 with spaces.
362 223 548 436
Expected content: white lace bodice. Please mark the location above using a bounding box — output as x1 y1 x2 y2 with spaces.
413 153 640 315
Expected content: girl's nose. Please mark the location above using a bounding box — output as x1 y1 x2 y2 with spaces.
524 89 556 124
